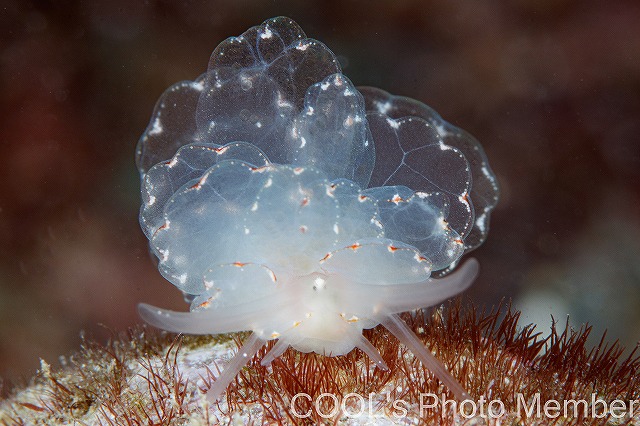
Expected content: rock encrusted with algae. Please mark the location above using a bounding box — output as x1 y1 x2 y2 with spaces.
1 304 639 425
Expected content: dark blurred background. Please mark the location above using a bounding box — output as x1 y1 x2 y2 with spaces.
1 0 639 388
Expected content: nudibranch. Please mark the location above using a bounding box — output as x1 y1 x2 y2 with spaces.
136 17 499 402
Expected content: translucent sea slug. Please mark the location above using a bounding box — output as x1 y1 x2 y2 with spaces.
136 17 499 401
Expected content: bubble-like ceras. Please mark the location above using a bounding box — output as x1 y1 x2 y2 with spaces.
136 17 499 401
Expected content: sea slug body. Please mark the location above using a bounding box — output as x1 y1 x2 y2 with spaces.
136 17 499 402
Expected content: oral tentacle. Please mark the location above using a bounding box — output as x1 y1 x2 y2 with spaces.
380 313 470 401
261 338 295 366
350 330 389 370
206 332 266 402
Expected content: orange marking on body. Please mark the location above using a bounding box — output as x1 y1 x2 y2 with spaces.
388 245 399 252
320 252 332 262
348 243 361 251
233 262 246 267
152 222 169 238
293 167 304 175
300 197 309 207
